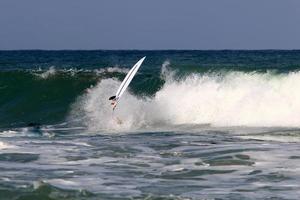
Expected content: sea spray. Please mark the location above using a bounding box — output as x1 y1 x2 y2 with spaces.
34 66 56 79
73 70 300 131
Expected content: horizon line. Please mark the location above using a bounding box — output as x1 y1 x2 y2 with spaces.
1 48 300 51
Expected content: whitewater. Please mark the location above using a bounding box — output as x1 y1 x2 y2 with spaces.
71 62 300 131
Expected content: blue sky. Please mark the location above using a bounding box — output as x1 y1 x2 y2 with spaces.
0 0 300 50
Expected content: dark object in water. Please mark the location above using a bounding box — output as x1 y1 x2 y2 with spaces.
109 95 116 100
27 122 41 129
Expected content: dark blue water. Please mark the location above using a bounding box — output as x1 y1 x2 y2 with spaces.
1 50 300 71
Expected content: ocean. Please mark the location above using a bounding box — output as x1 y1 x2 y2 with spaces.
1 50 300 199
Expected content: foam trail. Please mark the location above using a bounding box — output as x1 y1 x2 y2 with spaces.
72 67 300 131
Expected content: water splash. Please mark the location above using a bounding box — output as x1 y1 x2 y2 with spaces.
71 63 300 131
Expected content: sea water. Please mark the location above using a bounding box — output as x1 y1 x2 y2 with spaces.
1 50 300 199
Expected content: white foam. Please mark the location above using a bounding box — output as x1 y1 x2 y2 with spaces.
34 66 56 79
71 65 300 131
239 135 300 142
45 179 79 187
0 130 18 137
0 141 15 149
95 67 130 74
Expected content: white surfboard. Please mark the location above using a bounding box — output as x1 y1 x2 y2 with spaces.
109 57 146 109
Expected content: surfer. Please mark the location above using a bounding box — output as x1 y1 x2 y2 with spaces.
109 95 117 110
108 57 146 111
111 101 117 110
108 57 145 124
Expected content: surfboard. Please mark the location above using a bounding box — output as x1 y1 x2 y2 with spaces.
109 57 146 110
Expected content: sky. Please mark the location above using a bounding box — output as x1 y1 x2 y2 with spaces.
0 0 300 50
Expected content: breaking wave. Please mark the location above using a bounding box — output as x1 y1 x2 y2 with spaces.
71 64 300 131
2 62 300 130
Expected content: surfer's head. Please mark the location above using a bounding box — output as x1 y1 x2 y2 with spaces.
109 95 116 101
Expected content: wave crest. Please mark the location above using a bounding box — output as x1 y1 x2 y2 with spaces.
70 68 300 131
34 66 56 79
95 67 130 74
